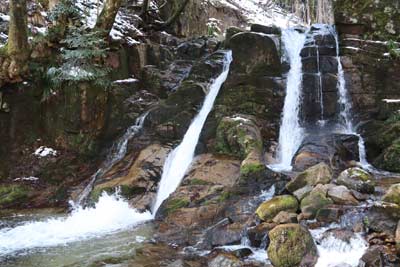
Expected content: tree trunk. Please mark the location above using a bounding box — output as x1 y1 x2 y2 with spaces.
95 0 122 35
7 0 29 78
140 0 150 22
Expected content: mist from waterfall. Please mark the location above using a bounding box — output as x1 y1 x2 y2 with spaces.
0 51 233 256
271 28 306 171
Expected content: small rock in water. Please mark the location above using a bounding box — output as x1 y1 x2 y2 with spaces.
327 185 359 205
255 195 299 221
336 167 375 194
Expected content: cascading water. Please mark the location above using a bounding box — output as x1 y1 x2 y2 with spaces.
0 51 232 257
271 28 306 171
152 51 233 213
331 26 372 169
76 111 149 205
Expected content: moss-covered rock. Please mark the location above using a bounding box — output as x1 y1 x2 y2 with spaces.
215 115 263 159
286 162 332 193
382 183 400 205
300 185 334 219
334 0 400 41
230 32 281 76
267 223 318 267
0 184 30 207
337 167 375 194
224 27 244 48
256 195 299 221
375 138 400 173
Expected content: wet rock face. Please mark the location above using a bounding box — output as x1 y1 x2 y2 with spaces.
292 133 360 171
267 223 318 267
300 25 339 125
230 32 281 76
334 0 400 41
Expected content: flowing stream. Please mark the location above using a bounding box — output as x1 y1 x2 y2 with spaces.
271 28 306 171
0 51 232 262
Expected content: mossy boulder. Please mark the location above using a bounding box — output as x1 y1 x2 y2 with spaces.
215 115 263 159
375 138 400 173
230 32 281 76
267 224 318 267
286 162 332 193
337 167 375 194
224 26 244 48
0 184 30 207
300 185 334 219
256 195 299 221
382 183 400 205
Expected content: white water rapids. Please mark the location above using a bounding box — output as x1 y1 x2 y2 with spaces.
271 28 306 171
0 51 233 257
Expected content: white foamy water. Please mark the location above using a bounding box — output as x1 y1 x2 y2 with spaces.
271 28 306 171
152 51 233 213
312 228 367 267
0 51 233 257
76 111 149 205
0 193 152 256
331 26 373 170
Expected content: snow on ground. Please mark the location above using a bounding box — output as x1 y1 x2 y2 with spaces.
212 0 303 29
13 176 39 182
113 78 139 84
383 99 400 103
33 146 57 157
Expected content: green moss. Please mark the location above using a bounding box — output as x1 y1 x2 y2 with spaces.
240 162 265 176
267 224 317 267
188 178 211 185
164 198 190 215
0 185 30 207
0 43 8 56
256 195 299 221
217 191 236 202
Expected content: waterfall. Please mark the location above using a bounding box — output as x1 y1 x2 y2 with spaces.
332 26 372 169
76 111 149 206
0 51 232 256
152 51 233 213
271 29 306 171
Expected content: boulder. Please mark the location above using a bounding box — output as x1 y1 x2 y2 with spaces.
327 185 359 205
256 195 299 221
375 139 400 173
91 144 171 206
293 185 313 201
316 206 343 223
272 211 298 224
300 185 334 219
229 32 281 76
382 183 400 205
292 134 360 171
267 224 318 267
336 167 375 194
286 162 332 192
250 24 281 35
224 26 244 48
